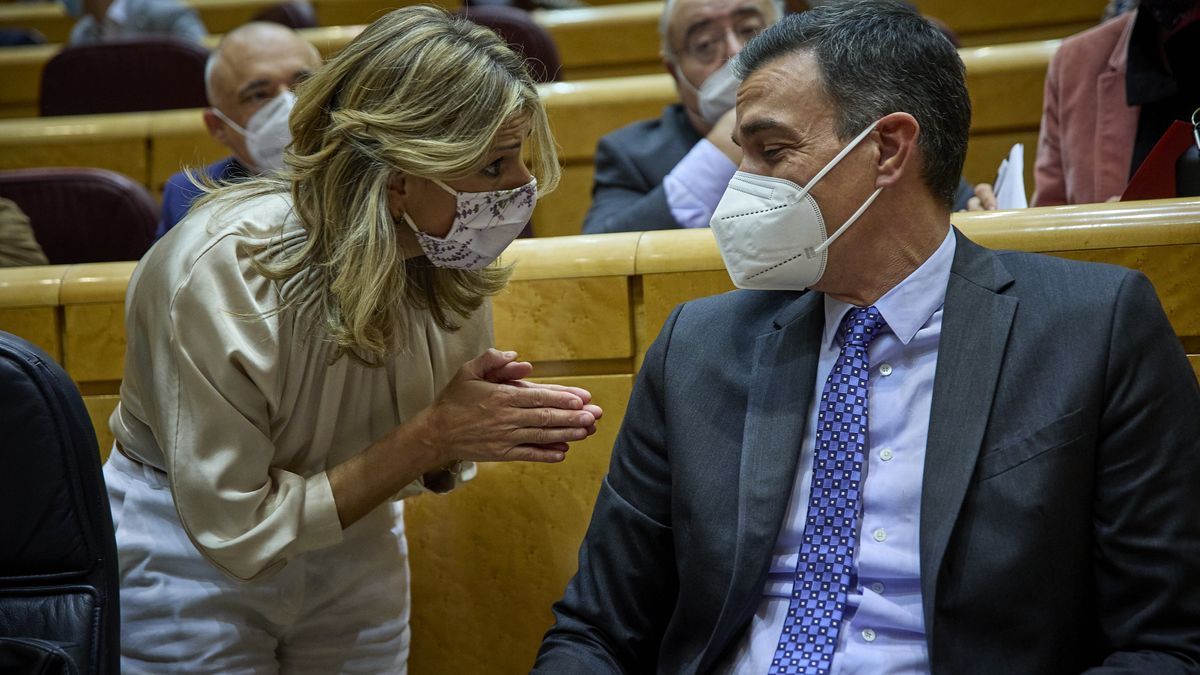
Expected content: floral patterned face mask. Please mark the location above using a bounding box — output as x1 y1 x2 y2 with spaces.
402 177 537 269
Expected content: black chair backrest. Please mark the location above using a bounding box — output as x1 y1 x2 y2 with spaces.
0 331 119 675
0 168 157 264
40 37 209 116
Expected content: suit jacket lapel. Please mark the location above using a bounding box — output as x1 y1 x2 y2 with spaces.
919 231 1017 639
699 291 824 670
1095 13 1139 201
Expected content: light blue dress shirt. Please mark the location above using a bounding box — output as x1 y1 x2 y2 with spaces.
662 138 738 229
721 228 956 674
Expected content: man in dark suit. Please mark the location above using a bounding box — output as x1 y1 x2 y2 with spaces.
580 0 775 235
537 2 1200 673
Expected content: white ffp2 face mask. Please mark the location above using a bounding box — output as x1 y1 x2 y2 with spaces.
403 177 537 270
211 90 295 172
710 120 882 291
677 60 743 125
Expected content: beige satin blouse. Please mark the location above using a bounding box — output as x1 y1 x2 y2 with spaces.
110 190 489 582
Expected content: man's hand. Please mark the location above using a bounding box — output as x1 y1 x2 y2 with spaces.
706 108 742 165
966 183 998 211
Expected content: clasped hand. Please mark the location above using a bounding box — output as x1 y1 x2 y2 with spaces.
416 348 604 466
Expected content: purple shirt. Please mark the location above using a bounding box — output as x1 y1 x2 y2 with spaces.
662 138 738 228
721 229 957 674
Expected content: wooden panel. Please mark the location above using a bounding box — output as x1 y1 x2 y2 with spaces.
63 302 125 383
912 0 1104 44
1190 354 1199 382
533 163 593 238
406 373 632 675
638 269 733 364
1049 245 1200 340
0 112 149 185
0 306 61 362
537 2 662 80
0 2 68 43
965 130 1041 192
541 75 674 160
84 394 119 461
493 276 632 362
148 108 226 196
0 44 53 118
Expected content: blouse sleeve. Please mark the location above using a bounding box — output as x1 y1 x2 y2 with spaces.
158 240 344 582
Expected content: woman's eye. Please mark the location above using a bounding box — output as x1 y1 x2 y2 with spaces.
482 159 503 178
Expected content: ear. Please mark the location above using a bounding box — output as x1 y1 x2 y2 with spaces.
872 112 919 189
203 109 231 148
387 172 408 222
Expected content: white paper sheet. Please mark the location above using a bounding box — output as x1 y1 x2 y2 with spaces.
991 143 1028 210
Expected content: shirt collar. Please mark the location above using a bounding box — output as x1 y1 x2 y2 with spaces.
822 227 956 348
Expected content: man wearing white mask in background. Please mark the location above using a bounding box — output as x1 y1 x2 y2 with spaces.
538 2 1200 672
156 22 321 240
581 0 995 235
581 0 772 235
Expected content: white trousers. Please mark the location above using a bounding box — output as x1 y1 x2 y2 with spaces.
104 450 411 674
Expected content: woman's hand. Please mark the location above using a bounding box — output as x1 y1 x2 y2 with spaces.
408 349 602 466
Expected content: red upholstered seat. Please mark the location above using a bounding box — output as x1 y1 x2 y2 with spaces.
252 1 319 30
40 37 209 117
0 168 157 264
459 6 564 83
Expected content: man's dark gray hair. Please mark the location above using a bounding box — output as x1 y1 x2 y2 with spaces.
733 0 971 208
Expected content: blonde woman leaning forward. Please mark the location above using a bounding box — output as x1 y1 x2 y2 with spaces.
102 7 602 673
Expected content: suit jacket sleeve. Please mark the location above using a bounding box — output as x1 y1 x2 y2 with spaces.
1033 46 1067 207
534 306 683 672
581 134 680 235
1085 271 1200 673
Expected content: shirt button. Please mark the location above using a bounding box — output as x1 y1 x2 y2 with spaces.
870 582 885 594
862 628 877 642
879 363 893 376
879 448 894 461
872 528 887 542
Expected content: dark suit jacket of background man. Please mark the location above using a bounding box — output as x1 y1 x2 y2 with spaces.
535 230 1200 674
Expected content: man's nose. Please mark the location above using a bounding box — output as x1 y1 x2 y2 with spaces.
722 28 746 61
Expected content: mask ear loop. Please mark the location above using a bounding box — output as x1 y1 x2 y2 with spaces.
210 107 248 136
807 186 884 258
791 119 881 206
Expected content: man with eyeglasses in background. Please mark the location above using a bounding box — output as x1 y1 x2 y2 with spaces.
581 0 778 235
581 0 994 235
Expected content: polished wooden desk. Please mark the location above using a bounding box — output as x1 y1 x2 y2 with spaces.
0 198 1196 673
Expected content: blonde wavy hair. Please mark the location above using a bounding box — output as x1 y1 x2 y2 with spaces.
195 5 560 361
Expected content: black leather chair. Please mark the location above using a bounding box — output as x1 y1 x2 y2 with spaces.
459 5 564 83
0 331 119 675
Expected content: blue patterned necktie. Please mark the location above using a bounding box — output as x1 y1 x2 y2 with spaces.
769 305 888 675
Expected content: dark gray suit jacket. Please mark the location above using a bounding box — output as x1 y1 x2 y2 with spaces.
582 104 704 235
536 230 1200 674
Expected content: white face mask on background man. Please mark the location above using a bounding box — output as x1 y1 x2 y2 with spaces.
709 120 883 291
403 177 538 270
677 60 743 125
211 90 296 172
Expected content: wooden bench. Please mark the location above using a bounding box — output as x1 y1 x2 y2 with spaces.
0 197 1196 673
0 38 1058 238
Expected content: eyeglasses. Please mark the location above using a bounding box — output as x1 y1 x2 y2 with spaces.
680 19 767 65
